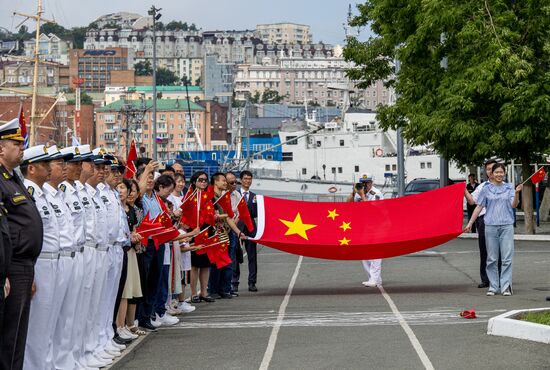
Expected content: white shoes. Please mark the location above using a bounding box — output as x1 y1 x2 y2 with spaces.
117 326 138 340
84 354 108 368
152 312 180 327
362 281 381 287
178 301 196 313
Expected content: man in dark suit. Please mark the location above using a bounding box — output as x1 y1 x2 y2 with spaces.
234 170 259 292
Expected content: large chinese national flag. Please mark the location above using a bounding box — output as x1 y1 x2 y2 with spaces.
251 183 466 260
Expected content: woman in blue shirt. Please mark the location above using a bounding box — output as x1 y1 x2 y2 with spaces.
465 163 522 296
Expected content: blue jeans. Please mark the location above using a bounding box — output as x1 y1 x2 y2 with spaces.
153 244 169 317
485 224 514 293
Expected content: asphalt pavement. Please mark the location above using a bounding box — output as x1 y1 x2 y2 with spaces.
111 239 550 370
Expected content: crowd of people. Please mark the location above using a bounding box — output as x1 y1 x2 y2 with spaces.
0 119 259 370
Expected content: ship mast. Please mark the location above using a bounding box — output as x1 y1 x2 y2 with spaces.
13 0 55 146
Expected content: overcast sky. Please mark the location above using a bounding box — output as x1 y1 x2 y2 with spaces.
1 0 365 45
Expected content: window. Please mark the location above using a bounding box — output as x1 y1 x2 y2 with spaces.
286 136 298 145
331 167 336 174
339 140 345 147
338 167 343 174
316 141 321 147
427 162 432 169
302 168 307 175
385 164 391 171
266 155 273 160
392 164 397 171
282 152 293 161
212 153 217 160
355 165 359 172
420 162 425 169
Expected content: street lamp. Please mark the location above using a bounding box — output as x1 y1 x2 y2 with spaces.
148 5 162 159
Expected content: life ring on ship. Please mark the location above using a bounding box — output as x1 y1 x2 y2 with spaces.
328 186 338 193
375 148 384 157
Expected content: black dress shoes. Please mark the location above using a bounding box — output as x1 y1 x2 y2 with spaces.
113 334 132 345
478 282 489 288
139 321 158 332
248 285 258 292
220 293 233 299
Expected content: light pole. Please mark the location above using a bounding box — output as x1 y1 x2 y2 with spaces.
395 59 405 197
148 5 162 159
439 32 449 188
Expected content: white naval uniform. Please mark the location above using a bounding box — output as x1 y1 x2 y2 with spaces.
356 186 384 285
23 180 60 370
96 182 124 351
83 182 110 362
43 182 77 369
54 180 86 369
74 180 99 365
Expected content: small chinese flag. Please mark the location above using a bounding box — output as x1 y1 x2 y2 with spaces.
237 195 254 233
124 140 138 179
214 191 235 218
192 227 210 247
151 227 181 249
19 107 28 149
531 167 546 185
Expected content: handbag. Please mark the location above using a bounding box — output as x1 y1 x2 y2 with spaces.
236 242 244 264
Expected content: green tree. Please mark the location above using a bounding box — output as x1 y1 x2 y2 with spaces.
261 89 284 103
67 92 93 105
134 61 153 76
194 76 201 87
166 21 189 31
70 27 88 49
39 23 67 35
249 91 261 104
156 67 179 86
344 0 550 233
189 24 198 31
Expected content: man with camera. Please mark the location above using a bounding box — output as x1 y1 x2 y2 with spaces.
347 173 384 287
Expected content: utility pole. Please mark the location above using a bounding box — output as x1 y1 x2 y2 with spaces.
148 5 162 159
394 59 405 196
439 32 449 188
14 0 54 146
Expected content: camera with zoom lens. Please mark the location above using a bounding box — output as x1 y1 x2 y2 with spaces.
355 182 364 191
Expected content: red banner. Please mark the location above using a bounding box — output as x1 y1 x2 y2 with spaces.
252 183 465 260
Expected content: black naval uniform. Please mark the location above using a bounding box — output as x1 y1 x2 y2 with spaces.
0 165 43 370
0 191 11 353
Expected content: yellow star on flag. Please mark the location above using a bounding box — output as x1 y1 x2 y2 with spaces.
339 221 351 231
327 209 339 220
339 237 351 246
279 213 317 240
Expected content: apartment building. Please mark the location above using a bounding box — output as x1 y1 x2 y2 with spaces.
23 33 73 65
1 61 69 90
256 23 312 45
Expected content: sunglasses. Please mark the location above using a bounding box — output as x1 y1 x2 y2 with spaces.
197 178 208 183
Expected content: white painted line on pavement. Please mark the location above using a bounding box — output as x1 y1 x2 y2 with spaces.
259 256 303 370
378 285 435 370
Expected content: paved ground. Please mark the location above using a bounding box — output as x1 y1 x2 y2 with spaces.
112 239 550 370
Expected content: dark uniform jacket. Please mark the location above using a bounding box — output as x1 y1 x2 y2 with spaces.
0 197 9 299
0 166 43 267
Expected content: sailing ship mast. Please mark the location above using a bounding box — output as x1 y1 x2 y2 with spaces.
13 0 55 146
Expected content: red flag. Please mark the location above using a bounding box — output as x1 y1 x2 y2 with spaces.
151 227 181 249
136 220 165 245
252 183 466 260
124 140 138 179
237 195 254 233
196 233 219 255
19 107 28 149
193 227 210 246
531 167 546 185
154 194 173 228
214 191 235 218
198 189 216 226
180 190 199 228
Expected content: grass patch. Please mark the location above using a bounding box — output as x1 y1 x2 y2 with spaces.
518 311 550 326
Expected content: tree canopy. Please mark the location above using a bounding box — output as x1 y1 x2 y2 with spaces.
344 0 550 167
343 0 550 233
134 61 153 76
156 67 179 86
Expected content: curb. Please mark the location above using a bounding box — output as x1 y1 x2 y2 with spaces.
459 234 550 241
487 308 550 344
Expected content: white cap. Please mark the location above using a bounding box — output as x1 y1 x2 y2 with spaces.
0 117 25 142
359 173 373 182
22 145 50 164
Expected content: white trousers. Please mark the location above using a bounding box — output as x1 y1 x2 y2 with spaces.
75 246 97 363
84 248 108 356
96 245 123 351
54 251 84 369
23 258 58 370
48 255 75 367
361 259 382 284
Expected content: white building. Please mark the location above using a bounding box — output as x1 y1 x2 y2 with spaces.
256 23 312 45
23 33 72 65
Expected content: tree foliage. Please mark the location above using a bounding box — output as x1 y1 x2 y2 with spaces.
156 67 179 86
261 89 284 103
344 0 550 233
134 61 153 76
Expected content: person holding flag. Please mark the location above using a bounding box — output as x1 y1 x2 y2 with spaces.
207 173 246 299
465 163 523 296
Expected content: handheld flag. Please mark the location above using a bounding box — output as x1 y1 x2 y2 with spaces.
19 107 28 149
236 195 254 233
214 191 235 218
530 167 546 185
124 140 138 179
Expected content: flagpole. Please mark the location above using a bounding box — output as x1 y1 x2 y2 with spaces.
197 190 201 228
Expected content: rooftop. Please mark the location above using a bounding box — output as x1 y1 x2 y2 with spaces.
97 98 204 112
126 85 202 93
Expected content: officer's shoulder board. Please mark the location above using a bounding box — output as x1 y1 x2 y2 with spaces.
2 172 9 179
27 186 35 197
59 184 66 192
